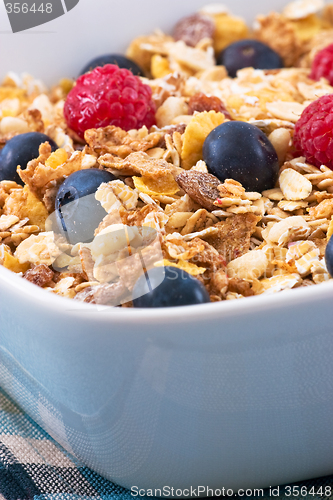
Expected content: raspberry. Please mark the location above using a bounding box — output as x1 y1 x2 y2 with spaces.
293 94 333 169
309 44 333 85
64 64 156 139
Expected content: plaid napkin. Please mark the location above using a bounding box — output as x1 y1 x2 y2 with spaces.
1 386 333 500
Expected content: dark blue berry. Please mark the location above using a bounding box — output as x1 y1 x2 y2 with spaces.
132 266 210 307
55 169 116 244
79 54 144 77
0 132 58 185
217 39 283 78
325 235 333 278
202 121 279 192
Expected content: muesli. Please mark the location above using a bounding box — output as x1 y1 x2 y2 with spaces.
1 0 333 306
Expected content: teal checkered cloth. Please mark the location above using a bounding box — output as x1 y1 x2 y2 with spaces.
1 386 333 500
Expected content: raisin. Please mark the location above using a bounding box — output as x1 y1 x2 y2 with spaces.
23 264 54 287
173 13 215 48
188 92 232 119
176 171 221 211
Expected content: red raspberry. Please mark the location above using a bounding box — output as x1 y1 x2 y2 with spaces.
64 64 156 139
293 94 333 169
309 44 333 85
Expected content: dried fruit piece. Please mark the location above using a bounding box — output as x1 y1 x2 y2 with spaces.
173 13 215 47
188 93 231 119
23 264 54 287
176 171 221 211
181 110 225 169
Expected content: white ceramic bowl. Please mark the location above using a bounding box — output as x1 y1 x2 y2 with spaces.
1 0 333 495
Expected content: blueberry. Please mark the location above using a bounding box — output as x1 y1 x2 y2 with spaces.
132 266 210 308
202 121 279 192
0 132 58 185
325 235 333 278
79 54 144 77
55 169 116 244
217 39 283 78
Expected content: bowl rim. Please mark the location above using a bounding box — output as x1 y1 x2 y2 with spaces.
1 262 332 323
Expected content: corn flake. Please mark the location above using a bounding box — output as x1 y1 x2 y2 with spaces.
3 251 29 273
133 173 179 196
181 110 225 169
209 13 249 53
